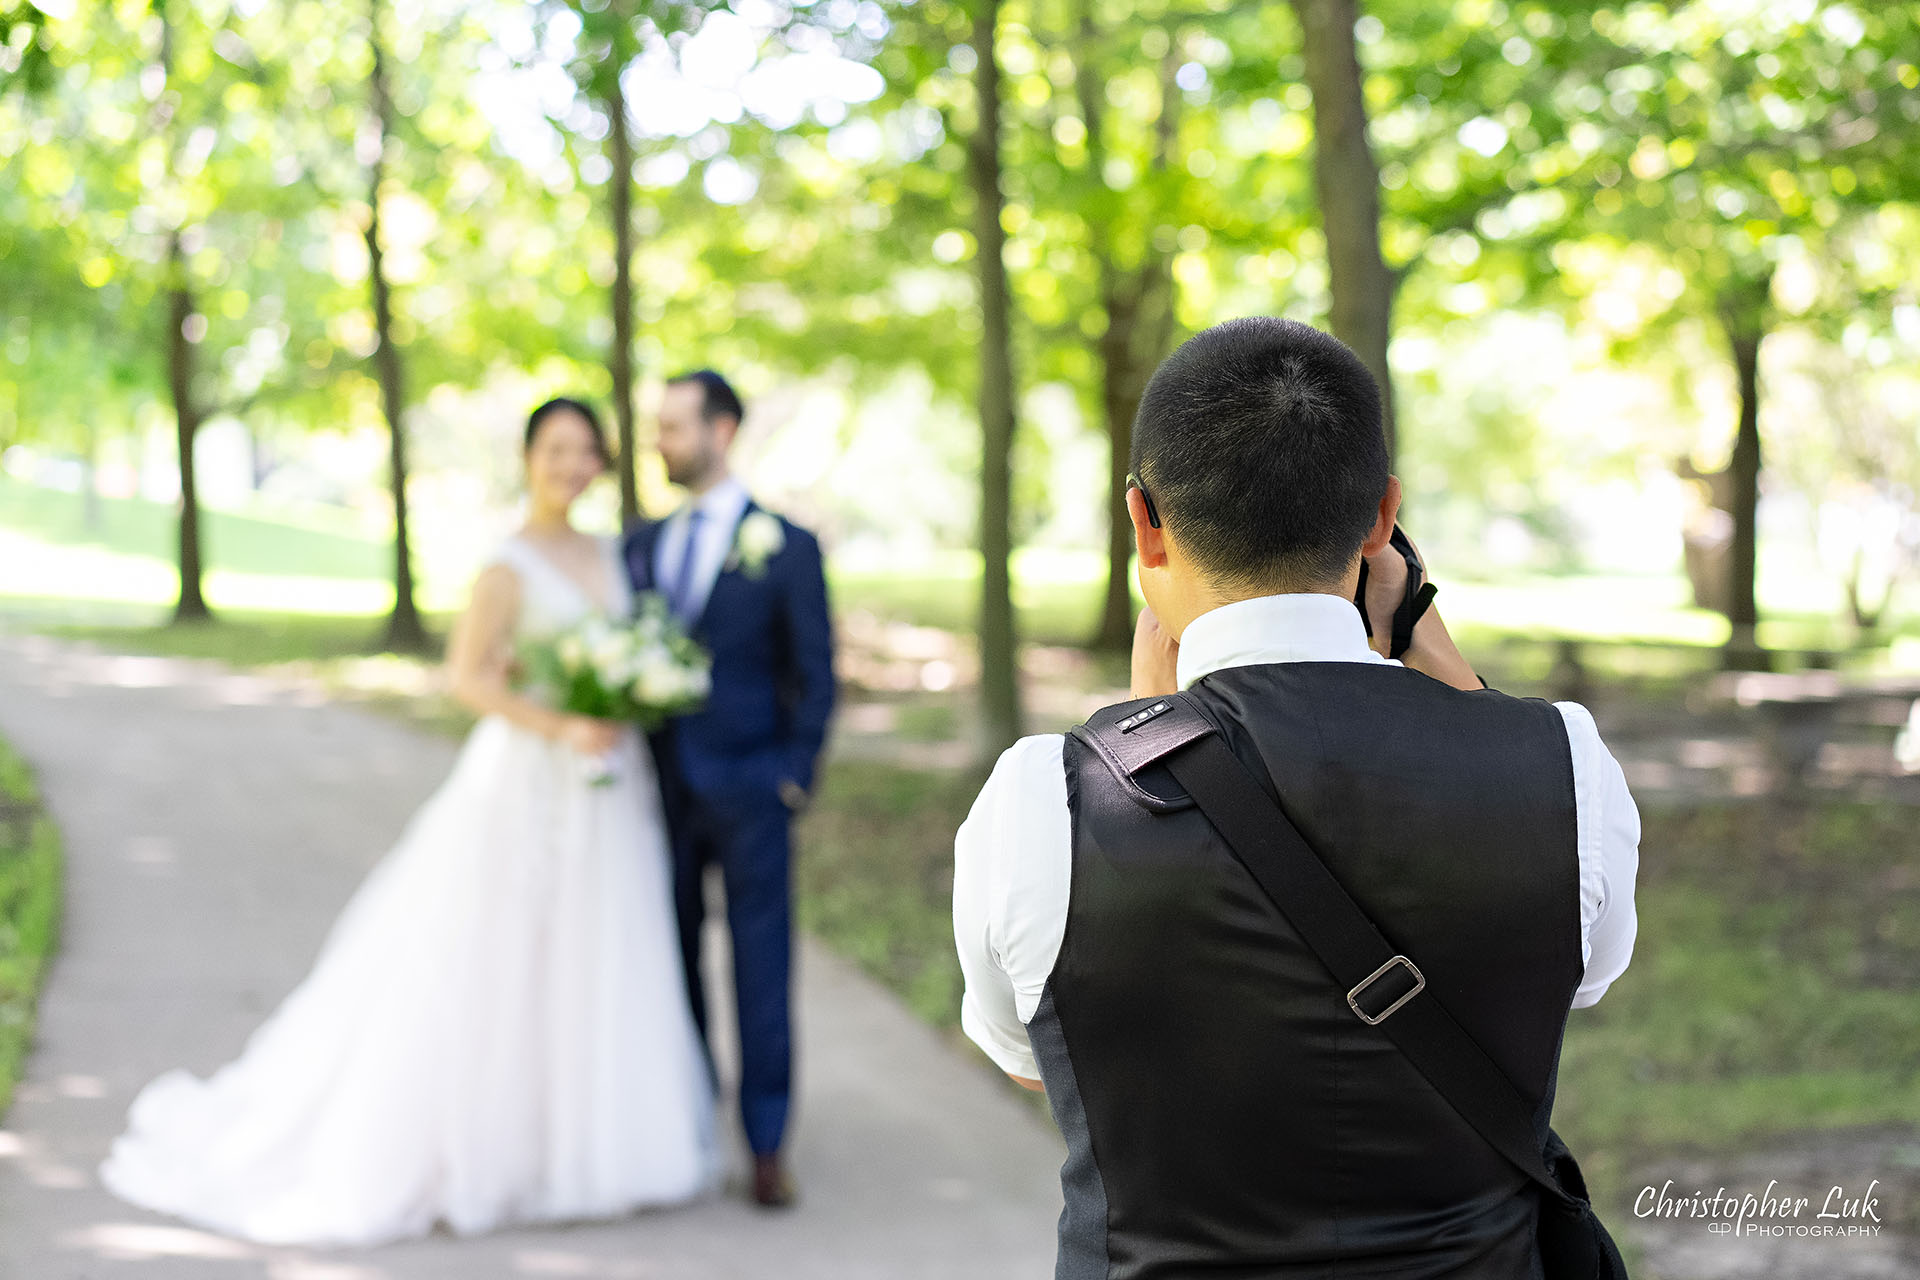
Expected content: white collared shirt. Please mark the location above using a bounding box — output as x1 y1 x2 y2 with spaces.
652 475 752 622
953 592 1642 1080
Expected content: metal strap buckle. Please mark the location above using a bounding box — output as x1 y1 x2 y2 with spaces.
1346 955 1425 1025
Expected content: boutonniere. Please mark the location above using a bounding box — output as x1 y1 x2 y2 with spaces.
726 510 786 578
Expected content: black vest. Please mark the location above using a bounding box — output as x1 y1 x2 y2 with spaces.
1031 662 1583 1280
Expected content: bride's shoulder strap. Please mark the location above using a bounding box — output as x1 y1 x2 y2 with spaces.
480 534 536 586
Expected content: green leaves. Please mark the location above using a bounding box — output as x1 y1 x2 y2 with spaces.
5 0 1916 626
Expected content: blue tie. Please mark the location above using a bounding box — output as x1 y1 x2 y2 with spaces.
668 508 705 621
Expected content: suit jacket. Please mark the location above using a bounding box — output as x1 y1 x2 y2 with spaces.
622 501 835 801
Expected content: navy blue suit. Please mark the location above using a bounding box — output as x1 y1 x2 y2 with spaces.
622 502 834 1157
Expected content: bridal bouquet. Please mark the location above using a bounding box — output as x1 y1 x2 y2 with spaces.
523 592 711 783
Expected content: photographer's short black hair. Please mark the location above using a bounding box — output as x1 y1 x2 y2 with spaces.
667 369 745 429
1130 317 1388 591
526 396 611 465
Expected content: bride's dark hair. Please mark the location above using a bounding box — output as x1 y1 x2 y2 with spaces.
525 397 612 465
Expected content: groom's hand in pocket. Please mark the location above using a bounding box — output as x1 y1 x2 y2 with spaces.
778 778 811 814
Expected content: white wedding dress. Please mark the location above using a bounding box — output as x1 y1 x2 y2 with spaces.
101 534 719 1247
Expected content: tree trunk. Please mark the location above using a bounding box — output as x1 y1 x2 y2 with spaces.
156 7 208 623
606 68 641 527
1291 0 1397 456
1718 279 1769 667
1725 332 1761 632
167 231 210 623
1843 547 1889 633
1081 14 1176 650
1091 266 1174 651
1093 294 1142 651
82 419 102 531
366 0 428 653
969 0 1022 755
247 423 269 490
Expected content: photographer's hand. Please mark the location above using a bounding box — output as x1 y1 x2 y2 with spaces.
1359 536 1411 658
1131 605 1181 698
1402 606 1481 691
1360 532 1481 692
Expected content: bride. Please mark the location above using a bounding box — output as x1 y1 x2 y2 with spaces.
101 398 719 1246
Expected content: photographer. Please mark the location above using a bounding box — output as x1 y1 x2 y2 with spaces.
953 317 1640 1278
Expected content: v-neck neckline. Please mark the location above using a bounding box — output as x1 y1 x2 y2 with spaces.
514 533 617 617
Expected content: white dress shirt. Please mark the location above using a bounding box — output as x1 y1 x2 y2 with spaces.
652 475 752 622
953 592 1642 1080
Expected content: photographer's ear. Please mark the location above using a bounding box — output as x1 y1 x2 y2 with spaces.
1360 475 1403 558
1128 487 1167 570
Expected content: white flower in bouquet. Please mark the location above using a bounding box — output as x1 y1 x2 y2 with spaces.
523 597 712 787
632 651 681 706
588 633 629 679
728 510 785 578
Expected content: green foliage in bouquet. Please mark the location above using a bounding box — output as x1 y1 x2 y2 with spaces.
521 592 711 731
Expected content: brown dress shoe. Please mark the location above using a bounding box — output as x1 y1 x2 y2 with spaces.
751 1153 795 1208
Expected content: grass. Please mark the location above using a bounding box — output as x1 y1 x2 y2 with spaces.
63 597 1905 1170
840 554 1917 656
19 494 1902 1139
41 608 453 668
0 474 458 619
11 480 1915 1278
20 581 1909 735
1540 799 1920 1256
12 485 1918 1278
1554 802 1920 1184
8 474 1914 661
0 473 390 580
795 761 986 1028
0 736 62 1118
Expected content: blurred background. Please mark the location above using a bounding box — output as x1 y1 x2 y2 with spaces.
2 0 1918 1274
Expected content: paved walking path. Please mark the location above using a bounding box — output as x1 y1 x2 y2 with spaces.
0 633 1063 1280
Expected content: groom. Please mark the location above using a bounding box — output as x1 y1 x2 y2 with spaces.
623 369 835 1208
